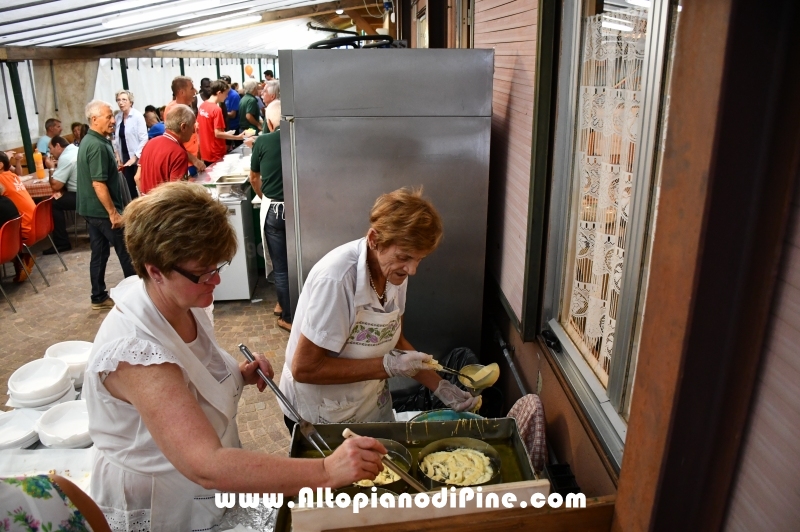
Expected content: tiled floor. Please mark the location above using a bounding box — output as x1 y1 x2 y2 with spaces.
0 232 292 455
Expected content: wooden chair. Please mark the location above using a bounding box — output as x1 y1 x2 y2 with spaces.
0 216 38 312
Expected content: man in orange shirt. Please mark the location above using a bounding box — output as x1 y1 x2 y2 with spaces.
164 76 206 174
0 152 35 282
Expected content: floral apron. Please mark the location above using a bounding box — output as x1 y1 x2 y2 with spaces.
294 305 401 424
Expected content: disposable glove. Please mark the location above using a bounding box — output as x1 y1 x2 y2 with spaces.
434 379 480 412
383 350 432 378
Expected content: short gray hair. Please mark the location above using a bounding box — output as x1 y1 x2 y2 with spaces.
85 100 112 121
264 80 280 99
243 79 259 94
164 104 196 133
266 99 281 129
115 89 135 104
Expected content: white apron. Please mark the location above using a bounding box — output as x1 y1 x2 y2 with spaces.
294 305 401 424
257 197 274 277
87 277 243 532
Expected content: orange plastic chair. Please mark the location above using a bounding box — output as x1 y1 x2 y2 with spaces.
22 197 68 287
0 216 38 312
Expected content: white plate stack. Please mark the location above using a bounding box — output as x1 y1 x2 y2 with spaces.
6 358 77 410
44 341 92 388
0 409 42 449
35 400 92 449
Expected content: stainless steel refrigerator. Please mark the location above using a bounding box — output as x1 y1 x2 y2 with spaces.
279 48 493 357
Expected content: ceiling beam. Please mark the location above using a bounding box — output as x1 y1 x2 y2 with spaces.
0 46 97 61
104 50 275 59
96 0 369 54
345 10 379 35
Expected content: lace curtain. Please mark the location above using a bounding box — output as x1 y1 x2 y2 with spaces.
563 9 648 387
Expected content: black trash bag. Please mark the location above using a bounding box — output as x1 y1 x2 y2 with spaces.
392 347 479 412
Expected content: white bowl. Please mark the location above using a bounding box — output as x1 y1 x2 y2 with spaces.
7 381 75 409
45 341 92 388
8 358 70 401
36 400 91 449
0 409 42 450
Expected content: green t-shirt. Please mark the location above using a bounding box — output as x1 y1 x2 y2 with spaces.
76 129 125 218
250 128 283 201
239 93 262 131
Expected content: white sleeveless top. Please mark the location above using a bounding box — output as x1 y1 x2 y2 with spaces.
84 277 243 532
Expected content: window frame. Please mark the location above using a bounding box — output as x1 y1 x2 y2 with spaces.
540 0 674 472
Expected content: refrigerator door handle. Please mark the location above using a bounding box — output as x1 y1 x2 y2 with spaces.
288 118 304 295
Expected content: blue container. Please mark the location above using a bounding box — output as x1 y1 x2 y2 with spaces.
409 409 483 422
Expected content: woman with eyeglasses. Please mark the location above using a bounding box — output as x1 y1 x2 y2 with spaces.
83 183 386 532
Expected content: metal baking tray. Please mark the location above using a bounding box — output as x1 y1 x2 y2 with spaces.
276 418 536 531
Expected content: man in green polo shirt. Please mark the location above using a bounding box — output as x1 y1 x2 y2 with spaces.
77 100 136 310
239 80 263 134
249 99 291 332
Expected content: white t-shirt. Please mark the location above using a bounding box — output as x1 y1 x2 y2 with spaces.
278 238 407 416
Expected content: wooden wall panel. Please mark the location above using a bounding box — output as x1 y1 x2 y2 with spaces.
724 180 800 531
476 0 538 321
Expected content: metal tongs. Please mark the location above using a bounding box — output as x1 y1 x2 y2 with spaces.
343 428 427 493
238 343 332 458
390 349 478 386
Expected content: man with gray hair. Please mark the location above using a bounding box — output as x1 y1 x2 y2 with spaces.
77 99 136 310
136 104 196 195
240 79 263 133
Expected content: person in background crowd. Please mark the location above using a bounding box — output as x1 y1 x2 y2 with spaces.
221 75 241 145
197 80 246 165
264 70 274 81
250 100 290 329
164 76 206 174
240 80 263 133
77 100 136 310
43 135 79 255
36 117 62 154
0 181 20 228
0 152 35 282
3 151 24 176
71 121 87 146
231 82 242 96
114 90 148 200
145 109 166 139
136 104 195 195
262 80 280 110
198 77 212 105
144 104 162 122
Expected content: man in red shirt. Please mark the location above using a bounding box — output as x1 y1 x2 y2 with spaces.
136 104 196 195
197 80 244 165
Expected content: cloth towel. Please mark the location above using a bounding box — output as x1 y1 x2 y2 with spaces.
507 394 547 473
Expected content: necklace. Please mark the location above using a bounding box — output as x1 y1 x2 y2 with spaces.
367 260 387 302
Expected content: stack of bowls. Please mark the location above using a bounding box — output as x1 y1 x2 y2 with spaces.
36 400 92 449
0 409 42 449
44 341 92 388
6 358 76 410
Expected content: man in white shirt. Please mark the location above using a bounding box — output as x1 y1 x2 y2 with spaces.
44 135 78 254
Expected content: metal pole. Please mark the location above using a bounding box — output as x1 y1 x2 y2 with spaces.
49 60 58 112
7 62 34 173
119 58 129 90
26 60 38 115
179 57 185 76
216 57 220 79
0 63 12 119
258 57 262 81
272 58 276 78
240 58 245 82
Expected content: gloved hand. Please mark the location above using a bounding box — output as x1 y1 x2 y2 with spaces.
383 350 432 378
434 380 480 412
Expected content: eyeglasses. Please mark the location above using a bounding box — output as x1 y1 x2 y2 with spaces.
172 261 230 284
